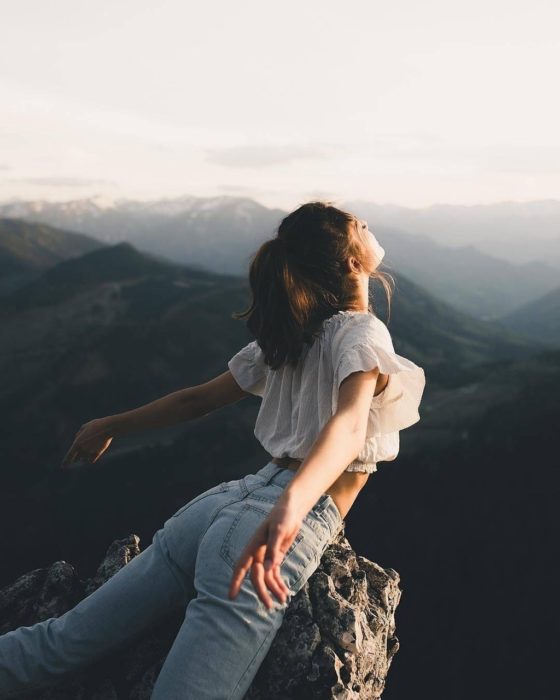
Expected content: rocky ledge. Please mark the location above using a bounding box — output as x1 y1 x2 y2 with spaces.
0 527 401 699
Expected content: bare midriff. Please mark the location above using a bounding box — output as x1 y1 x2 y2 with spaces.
271 372 390 521
270 456 370 521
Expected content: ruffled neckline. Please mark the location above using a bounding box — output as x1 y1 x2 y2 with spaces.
321 309 372 327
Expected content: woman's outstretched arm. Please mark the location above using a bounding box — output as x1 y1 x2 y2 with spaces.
60 370 248 468
107 369 247 438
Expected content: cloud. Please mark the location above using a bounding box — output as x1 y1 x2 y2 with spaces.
5 176 116 187
0 164 13 171
205 144 341 168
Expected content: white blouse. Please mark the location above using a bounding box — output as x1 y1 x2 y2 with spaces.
227 310 426 473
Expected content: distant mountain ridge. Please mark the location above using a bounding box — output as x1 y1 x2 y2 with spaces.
1 194 558 321
342 197 560 267
367 224 559 319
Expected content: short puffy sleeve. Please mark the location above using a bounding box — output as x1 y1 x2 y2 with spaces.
227 340 268 397
331 314 426 435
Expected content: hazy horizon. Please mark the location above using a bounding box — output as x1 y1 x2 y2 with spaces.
1 191 560 213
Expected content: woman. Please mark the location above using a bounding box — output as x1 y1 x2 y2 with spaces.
0 201 426 699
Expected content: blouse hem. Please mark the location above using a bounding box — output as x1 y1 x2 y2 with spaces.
344 459 378 473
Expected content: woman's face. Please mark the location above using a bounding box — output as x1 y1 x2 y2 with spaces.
354 217 385 274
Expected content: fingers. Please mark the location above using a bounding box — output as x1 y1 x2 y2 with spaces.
228 553 254 600
262 529 291 607
60 430 112 469
229 528 293 610
60 445 95 469
250 539 289 610
251 563 277 610
271 565 291 599
60 447 78 469
60 431 83 468
248 544 275 610
61 440 86 468
264 523 286 571
257 562 291 609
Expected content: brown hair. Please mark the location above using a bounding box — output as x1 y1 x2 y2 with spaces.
232 200 394 369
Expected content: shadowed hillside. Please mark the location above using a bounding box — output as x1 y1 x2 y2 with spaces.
0 217 105 295
498 284 560 346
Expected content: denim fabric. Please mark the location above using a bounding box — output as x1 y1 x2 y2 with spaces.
0 461 343 699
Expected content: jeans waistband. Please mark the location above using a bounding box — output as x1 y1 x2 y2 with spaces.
253 461 344 535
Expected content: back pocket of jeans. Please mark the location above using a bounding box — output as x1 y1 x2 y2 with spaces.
219 503 305 579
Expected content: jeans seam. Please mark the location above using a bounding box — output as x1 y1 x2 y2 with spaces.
246 493 278 504
248 489 329 512
228 611 284 700
156 530 192 599
196 482 262 546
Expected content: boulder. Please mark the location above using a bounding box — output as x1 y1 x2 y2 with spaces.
0 526 401 698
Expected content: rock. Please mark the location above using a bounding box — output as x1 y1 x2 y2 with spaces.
0 527 401 699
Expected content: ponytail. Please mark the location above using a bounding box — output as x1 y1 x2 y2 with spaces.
232 201 392 370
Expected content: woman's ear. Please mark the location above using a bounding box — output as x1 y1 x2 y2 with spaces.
345 253 363 276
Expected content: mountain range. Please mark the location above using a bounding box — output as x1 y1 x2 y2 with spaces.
1 195 559 321
343 197 560 267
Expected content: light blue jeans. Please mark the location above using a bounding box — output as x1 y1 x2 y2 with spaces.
0 461 343 699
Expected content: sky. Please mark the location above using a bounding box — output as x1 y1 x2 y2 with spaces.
1 0 558 210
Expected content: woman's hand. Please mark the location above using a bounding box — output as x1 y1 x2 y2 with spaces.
228 498 303 610
60 417 114 470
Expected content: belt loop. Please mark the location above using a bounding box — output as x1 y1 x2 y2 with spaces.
314 493 330 516
262 464 285 487
243 463 284 496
